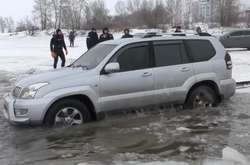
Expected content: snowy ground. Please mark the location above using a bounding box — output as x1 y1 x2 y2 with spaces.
0 32 250 165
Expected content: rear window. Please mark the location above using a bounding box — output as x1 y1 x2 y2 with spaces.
185 40 215 62
242 31 250 36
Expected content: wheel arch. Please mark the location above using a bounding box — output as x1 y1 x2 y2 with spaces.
43 94 97 124
185 80 221 104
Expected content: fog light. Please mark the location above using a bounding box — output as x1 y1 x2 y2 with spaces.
15 109 28 117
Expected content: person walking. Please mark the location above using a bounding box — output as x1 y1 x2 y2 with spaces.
99 27 114 43
69 30 76 47
50 29 68 69
86 28 99 50
121 28 133 38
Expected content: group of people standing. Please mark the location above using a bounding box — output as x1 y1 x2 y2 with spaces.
86 27 133 49
50 26 210 69
50 27 133 69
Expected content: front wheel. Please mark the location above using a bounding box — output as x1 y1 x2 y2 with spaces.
44 99 92 126
185 86 219 109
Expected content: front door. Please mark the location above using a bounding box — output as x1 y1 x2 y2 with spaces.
99 42 155 111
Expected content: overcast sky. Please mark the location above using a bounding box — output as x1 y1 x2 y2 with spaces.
0 0 249 21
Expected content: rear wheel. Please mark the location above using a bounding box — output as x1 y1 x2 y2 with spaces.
44 99 92 126
185 86 219 109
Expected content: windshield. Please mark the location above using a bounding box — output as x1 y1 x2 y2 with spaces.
71 44 117 69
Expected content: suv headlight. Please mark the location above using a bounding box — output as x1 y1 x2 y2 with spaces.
20 82 49 99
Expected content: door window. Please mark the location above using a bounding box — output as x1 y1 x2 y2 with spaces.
112 45 151 72
154 44 183 67
242 31 250 36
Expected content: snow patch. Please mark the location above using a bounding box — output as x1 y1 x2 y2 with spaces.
222 147 248 165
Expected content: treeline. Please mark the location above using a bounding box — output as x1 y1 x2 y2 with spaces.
0 0 246 33
31 0 243 30
0 17 15 33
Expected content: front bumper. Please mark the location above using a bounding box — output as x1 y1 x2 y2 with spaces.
3 94 30 125
3 94 51 125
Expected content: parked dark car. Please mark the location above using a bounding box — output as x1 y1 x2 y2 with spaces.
219 30 250 50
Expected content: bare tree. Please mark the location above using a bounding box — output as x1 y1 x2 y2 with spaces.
85 0 110 29
51 0 61 29
114 0 173 28
5 17 14 33
16 17 39 35
0 17 6 33
33 0 52 30
218 0 240 26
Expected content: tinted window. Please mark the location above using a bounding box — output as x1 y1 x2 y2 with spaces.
114 46 151 72
154 44 182 67
185 40 215 62
242 31 250 36
230 31 243 36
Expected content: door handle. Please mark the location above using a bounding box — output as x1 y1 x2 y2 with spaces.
142 72 152 77
181 67 191 72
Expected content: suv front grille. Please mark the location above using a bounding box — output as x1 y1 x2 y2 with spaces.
12 86 22 98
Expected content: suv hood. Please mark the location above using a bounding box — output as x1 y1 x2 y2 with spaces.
16 68 91 87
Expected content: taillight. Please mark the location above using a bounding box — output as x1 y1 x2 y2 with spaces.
225 52 232 70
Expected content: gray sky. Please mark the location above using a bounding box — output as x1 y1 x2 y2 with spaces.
0 0 118 21
0 0 249 21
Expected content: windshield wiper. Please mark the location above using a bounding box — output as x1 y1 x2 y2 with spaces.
72 65 88 70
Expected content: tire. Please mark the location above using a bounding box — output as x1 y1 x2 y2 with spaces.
44 99 92 126
185 86 219 109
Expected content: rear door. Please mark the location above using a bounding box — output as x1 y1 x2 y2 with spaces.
152 40 194 104
184 39 216 81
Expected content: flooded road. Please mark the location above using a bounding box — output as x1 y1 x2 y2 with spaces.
0 71 250 165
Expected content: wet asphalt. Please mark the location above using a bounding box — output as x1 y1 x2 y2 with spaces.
0 71 250 165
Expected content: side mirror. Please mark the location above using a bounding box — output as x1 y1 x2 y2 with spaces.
104 62 120 74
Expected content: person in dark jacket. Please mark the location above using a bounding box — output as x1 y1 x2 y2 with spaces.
196 27 212 36
99 27 114 43
86 28 99 50
122 28 133 38
50 29 68 69
173 26 186 36
175 26 182 33
69 30 76 47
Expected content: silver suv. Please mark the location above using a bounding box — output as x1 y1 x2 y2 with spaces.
3 36 236 126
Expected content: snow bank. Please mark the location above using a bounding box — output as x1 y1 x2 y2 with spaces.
222 147 248 165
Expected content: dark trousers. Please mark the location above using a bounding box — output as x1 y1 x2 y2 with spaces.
54 50 65 69
70 40 74 47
